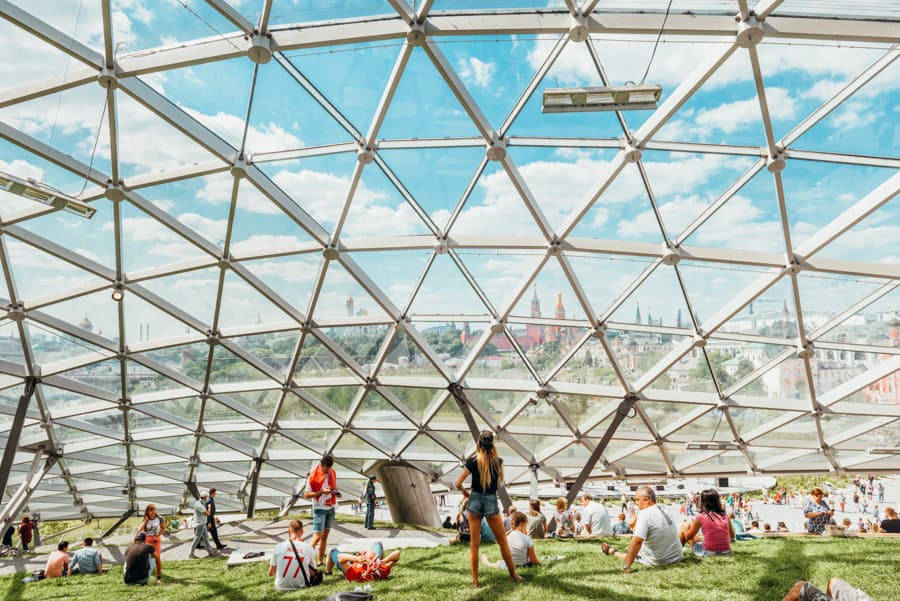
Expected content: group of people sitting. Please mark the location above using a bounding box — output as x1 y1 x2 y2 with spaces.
40 537 103 578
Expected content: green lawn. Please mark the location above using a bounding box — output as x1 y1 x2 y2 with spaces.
1 537 897 601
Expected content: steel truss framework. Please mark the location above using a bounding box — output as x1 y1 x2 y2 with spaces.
0 0 898 519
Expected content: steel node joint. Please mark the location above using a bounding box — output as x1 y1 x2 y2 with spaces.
736 15 764 48
97 65 119 89
247 33 274 64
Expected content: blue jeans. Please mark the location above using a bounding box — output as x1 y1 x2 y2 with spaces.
313 507 335 532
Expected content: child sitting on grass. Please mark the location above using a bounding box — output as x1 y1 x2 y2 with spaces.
482 512 540 570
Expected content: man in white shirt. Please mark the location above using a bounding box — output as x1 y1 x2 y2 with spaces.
580 493 612 537
600 486 683 572
269 520 319 591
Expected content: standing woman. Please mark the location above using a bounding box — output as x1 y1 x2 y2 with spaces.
455 431 521 588
138 504 165 583
18 516 33 551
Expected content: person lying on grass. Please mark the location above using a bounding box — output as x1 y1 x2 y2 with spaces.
325 542 400 582
782 577 872 601
482 512 540 570
600 486 683 573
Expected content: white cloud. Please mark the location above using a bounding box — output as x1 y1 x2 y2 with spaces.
182 108 303 153
458 57 496 89
828 101 879 130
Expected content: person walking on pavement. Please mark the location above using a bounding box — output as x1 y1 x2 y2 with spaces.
364 475 377 530
189 493 218 557
205 488 226 550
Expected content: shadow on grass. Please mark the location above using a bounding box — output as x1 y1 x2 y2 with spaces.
2 576 23 601
751 538 810 601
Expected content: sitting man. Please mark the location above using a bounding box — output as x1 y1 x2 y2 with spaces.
44 541 70 579
612 512 632 535
269 519 320 591
124 533 158 585
326 543 400 582
600 486 683 572
879 506 900 533
69 537 103 575
782 578 872 601
581 493 612 537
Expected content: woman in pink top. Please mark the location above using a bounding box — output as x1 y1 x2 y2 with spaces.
678 488 734 557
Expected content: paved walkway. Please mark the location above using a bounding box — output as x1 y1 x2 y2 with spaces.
0 517 451 576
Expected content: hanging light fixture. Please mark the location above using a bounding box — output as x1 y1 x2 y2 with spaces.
0 170 96 218
542 84 663 113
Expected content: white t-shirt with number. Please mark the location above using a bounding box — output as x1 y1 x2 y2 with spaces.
270 539 316 591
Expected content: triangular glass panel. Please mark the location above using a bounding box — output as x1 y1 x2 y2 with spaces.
408 253 491 317
617 444 669 475
208 344 274 386
39 290 118 341
683 166 785 255
567 161 663 243
202 397 257 427
678 261 774 332
124 290 201 343
138 266 221 330
784 163 896 253
428 395 490 433
287 40 396 133
718 273 797 338
276 392 333 427
507 146 622 233
466 389 525 423
640 149 760 241
332 431 386 461
753 410 822 448
414 319 490 376
119 199 216 273
38 385 99 416
378 146 486 232
198 436 247 458
509 433 571 459
509 259 589 322
467 330 536 383
266 432 325 456
3 237 106 303
161 58 255 151
129 408 185 435
457 249 546 315
363 428 412 455
228 332 299 380
810 183 900 266
797 272 888 337
378 329 445 379
138 343 209 383
321 324 391 373
341 162 435 238
605 329 688 385
138 171 233 248
678 450 750 475
666 407 733 443
819 413 879 444
703 337 793 392
110 0 241 53
729 406 798 442
379 46 484 140
608 263 692 328
54 358 122 395
639 400 710 435
544 440 593 471
554 394 619 430
306 385 362 420
114 91 223 178
240 253 322 317
248 57 355 153
23 320 109 366
218 270 295 332
295 334 358 379
126 362 196 396
401 432 453 463
565 252 655 321
649 346 718 394
732 354 811 401
314 261 392 321
792 54 899 157
811 347 892 401
831 420 900 454
381 386 441 421
817 286 900 348
229 430 265 450
508 40 622 138
656 48 767 147
230 176 325 254
0 85 110 175
353 390 414 426
449 162 553 240
257 152 359 236
553 339 626 388
346 249 433 314
518 323 589 383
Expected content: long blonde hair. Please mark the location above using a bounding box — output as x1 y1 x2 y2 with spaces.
476 431 503 491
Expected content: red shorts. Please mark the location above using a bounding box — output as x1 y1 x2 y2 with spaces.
345 562 391 582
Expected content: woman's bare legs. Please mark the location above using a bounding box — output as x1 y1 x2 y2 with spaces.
485 513 521 582
467 512 482 588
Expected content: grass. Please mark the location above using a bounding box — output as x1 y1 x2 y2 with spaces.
1 537 897 601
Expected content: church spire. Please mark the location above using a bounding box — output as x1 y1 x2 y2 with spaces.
635 302 642 325
531 285 541 318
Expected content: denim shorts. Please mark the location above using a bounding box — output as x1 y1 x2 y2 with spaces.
313 507 335 532
692 541 732 557
467 491 500 517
